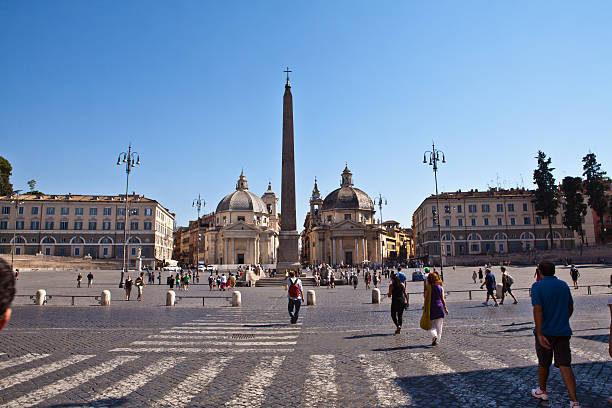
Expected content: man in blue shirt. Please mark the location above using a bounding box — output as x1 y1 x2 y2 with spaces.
479 269 499 307
530 261 580 408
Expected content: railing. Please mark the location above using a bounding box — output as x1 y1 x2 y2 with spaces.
175 295 232 307
14 294 101 305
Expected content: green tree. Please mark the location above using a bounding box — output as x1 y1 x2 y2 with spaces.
582 153 608 244
533 151 559 250
560 176 587 254
0 156 13 196
26 179 43 195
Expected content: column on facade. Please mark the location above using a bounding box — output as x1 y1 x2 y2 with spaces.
223 238 228 265
337 238 342 265
354 237 359 264
231 238 235 265
362 237 366 263
247 239 251 265
331 237 336 265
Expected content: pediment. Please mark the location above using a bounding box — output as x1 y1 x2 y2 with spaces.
222 221 259 231
330 220 364 230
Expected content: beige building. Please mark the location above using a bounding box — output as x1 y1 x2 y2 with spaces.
412 188 588 264
381 221 414 261
192 172 280 265
0 193 174 268
301 166 384 266
173 213 214 266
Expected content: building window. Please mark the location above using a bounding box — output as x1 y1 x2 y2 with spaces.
88 222 97 230
103 247 108 256
327 215 332 222
1 206 10 215
445 219 450 227
74 248 80 256
117 208 125 216
499 243 504 252
103 221 111 230
457 205 462 213
61 207 69 215
31 207 39 215
510 217 516 226
103 207 112 216
508 204 515 212
496 204 503 212
131 248 136 256
522 203 528 212
89 208 97 216
116 222 125 230
444 205 451 214
535 217 542 225
524 217 531 225
31 221 40 230
468 205 477 213
497 217 503 226
131 208 139 216
484 218 489 226
0 221 7 230
45 221 54 230
237 216 245 222
481 204 490 213
18 206 24 215
75 207 83 216
46 207 55 215
74 221 83 230
471 244 480 252
144 221 152 230
145 208 152 216
130 221 138 230
344 214 351 220
60 221 68 230
471 218 477 226
458 218 463 227
16 221 24 230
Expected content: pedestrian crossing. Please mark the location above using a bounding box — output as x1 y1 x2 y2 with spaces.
0 344 609 407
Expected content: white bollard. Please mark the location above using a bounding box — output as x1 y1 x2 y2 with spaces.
166 290 176 306
495 283 503 299
372 288 381 304
100 290 111 306
306 290 316 306
35 289 46 306
232 291 241 307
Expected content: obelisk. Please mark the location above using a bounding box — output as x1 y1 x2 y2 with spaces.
277 68 300 273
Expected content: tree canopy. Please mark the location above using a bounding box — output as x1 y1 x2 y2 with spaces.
533 151 559 250
0 156 13 196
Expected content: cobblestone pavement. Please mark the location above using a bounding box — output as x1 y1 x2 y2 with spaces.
0 268 610 407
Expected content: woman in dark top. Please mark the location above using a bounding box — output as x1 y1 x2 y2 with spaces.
124 275 133 301
427 272 449 345
387 273 409 334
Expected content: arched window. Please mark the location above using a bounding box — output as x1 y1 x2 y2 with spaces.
41 236 56 244
12 236 26 244
441 233 454 241
520 232 535 240
70 236 86 245
467 233 482 241
99 237 113 244
128 236 141 244
494 233 507 241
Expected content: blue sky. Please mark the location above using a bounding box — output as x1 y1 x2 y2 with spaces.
1 1 611 227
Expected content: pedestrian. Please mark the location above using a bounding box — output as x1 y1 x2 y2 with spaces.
351 273 358 290
387 273 409 334
124 275 133 300
284 271 304 324
0 259 16 331
87 271 94 288
184 272 190 290
534 267 542 282
426 271 449 345
157 271 161 285
499 266 518 305
208 274 214 291
472 270 477 284
569 265 580 290
220 274 227 291
478 268 483 283
135 273 145 301
76 271 82 288
365 271 371 289
373 271 379 288
176 273 181 291
530 262 580 408
168 274 174 290
480 268 499 307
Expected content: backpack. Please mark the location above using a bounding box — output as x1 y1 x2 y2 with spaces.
507 274 514 285
288 278 301 298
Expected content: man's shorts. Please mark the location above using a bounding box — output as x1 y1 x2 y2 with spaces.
487 287 495 296
535 334 572 367
503 285 512 294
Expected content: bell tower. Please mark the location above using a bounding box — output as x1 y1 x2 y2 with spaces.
309 178 323 227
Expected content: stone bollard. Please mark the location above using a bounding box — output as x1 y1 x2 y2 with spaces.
35 289 46 306
166 290 176 306
495 283 503 299
372 288 381 304
100 290 111 306
306 290 316 306
232 291 241 307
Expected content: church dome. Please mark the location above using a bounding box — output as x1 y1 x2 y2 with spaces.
216 172 268 214
321 166 374 211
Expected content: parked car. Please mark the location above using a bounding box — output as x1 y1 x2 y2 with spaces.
411 269 426 281
163 265 182 272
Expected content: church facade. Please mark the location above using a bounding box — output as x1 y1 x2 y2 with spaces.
301 166 383 266
202 172 279 265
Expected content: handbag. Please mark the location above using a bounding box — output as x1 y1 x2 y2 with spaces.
420 284 432 330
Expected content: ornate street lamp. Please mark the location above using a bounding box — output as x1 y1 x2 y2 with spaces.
374 194 387 269
423 142 446 281
116 144 140 288
9 190 23 272
192 194 205 268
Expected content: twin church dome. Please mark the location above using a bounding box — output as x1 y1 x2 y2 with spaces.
215 171 272 214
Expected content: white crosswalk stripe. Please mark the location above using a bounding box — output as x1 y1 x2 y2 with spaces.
0 353 50 371
132 340 297 346
0 355 138 408
0 354 93 391
168 326 301 331
461 349 509 369
151 356 232 408
110 347 295 353
302 354 338 408
161 329 299 335
571 346 610 362
184 322 301 326
147 334 299 340
86 357 184 407
508 348 540 365
224 356 286 407
358 354 412 407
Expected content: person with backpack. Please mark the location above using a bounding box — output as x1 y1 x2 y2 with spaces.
387 273 409 334
284 271 304 324
480 268 499 307
500 266 518 305
351 273 359 290
569 265 580 290
135 272 145 301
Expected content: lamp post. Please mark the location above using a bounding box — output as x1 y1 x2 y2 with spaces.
423 142 446 281
374 194 387 270
192 194 205 268
9 191 23 273
116 144 140 288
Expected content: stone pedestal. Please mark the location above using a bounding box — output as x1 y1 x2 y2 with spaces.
35 289 46 306
166 290 176 306
232 291 242 307
100 290 111 306
306 290 316 306
372 288 381 304
277 230 300 273
495 283 503 298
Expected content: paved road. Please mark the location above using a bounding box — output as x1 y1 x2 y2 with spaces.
1 269 611 407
